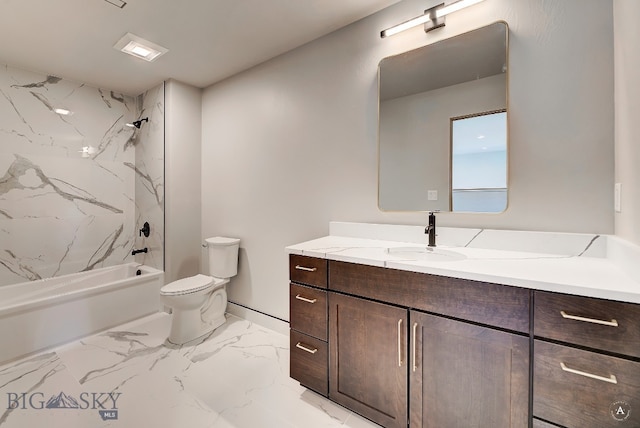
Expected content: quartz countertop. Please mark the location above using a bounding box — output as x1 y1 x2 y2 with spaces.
286 222 640 304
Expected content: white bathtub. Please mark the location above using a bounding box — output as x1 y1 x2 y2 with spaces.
0 263 164 365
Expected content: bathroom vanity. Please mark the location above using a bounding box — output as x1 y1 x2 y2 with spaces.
287 222 640 428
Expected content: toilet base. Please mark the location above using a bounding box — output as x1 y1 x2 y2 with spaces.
167 314 226 345
165 285 229 345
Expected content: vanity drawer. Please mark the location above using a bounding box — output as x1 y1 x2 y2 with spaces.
329 260 530 333
534 291 640 358
290 330 328 396
533 340 640 428
290 283 327 341
289 255 327 288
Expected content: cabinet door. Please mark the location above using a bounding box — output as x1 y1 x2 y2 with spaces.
329 292 408 428
410 311 529 428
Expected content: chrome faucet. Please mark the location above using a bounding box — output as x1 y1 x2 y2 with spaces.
425 211 437 247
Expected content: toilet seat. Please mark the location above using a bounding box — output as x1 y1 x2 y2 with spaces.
160 274 213 296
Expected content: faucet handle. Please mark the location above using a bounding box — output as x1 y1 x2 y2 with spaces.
139 221 150 237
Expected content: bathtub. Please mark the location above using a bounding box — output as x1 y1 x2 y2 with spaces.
0 263 164 365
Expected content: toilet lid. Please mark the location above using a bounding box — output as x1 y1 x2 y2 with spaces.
160 274 214 296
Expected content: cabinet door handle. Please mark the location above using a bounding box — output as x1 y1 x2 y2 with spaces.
412 322 418 372
295 294 317 304
295 342 318 354
560 311 619 327
295 265 317 272
397 319 403 367
560 362 618 384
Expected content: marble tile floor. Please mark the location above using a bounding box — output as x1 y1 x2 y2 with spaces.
0 313 380 428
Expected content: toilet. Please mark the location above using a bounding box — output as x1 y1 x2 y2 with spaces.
160 236 240 345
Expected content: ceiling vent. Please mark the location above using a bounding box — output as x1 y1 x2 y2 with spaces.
114 33 168 62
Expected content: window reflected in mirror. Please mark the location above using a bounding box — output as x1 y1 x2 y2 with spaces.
451 110 507 212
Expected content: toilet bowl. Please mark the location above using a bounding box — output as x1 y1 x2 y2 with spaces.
160 237 240 345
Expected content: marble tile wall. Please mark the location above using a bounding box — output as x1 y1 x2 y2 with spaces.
132 83 164 271
0 64 164 286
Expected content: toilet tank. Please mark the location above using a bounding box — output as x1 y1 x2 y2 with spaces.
205 237 240 279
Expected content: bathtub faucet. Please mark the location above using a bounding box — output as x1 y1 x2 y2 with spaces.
132 247 148 256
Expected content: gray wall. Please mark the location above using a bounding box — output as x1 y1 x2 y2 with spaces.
614 0 640 245
201 0 615 320
165 79 202 283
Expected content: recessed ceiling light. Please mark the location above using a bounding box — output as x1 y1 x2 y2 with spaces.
130 45 152 58
54 108 72 116
114 33 168 62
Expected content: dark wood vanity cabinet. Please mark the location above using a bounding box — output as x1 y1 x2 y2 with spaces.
289 255 640 428
533 291 640 428
327 293 530 428
326 259 530 427
289 254 329 396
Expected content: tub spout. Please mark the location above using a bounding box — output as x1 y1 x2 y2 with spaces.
132 248 148 255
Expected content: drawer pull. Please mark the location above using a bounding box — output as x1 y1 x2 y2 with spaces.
294 294 317 304
295 342 318 354
560 362 618 384
397 319 403 367
560 311 619 327
295 265 317 272
412 322 418 373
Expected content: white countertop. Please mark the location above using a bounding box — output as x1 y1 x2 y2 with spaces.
286 222 640 304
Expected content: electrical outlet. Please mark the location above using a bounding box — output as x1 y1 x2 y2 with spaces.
427 190 438 201
614 183 622 213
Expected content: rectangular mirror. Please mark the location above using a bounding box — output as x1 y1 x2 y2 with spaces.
378 22 508 212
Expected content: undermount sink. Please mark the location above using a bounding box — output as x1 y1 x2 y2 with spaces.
385 246 466 262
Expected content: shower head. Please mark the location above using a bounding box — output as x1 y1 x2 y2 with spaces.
126 117 148 129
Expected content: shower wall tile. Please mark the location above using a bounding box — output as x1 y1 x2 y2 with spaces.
0 154 130 219
133 83 165 272
1 216 132 282
0 64 141 286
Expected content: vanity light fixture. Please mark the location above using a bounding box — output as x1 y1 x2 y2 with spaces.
380 0 485 38
114 33 168 62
